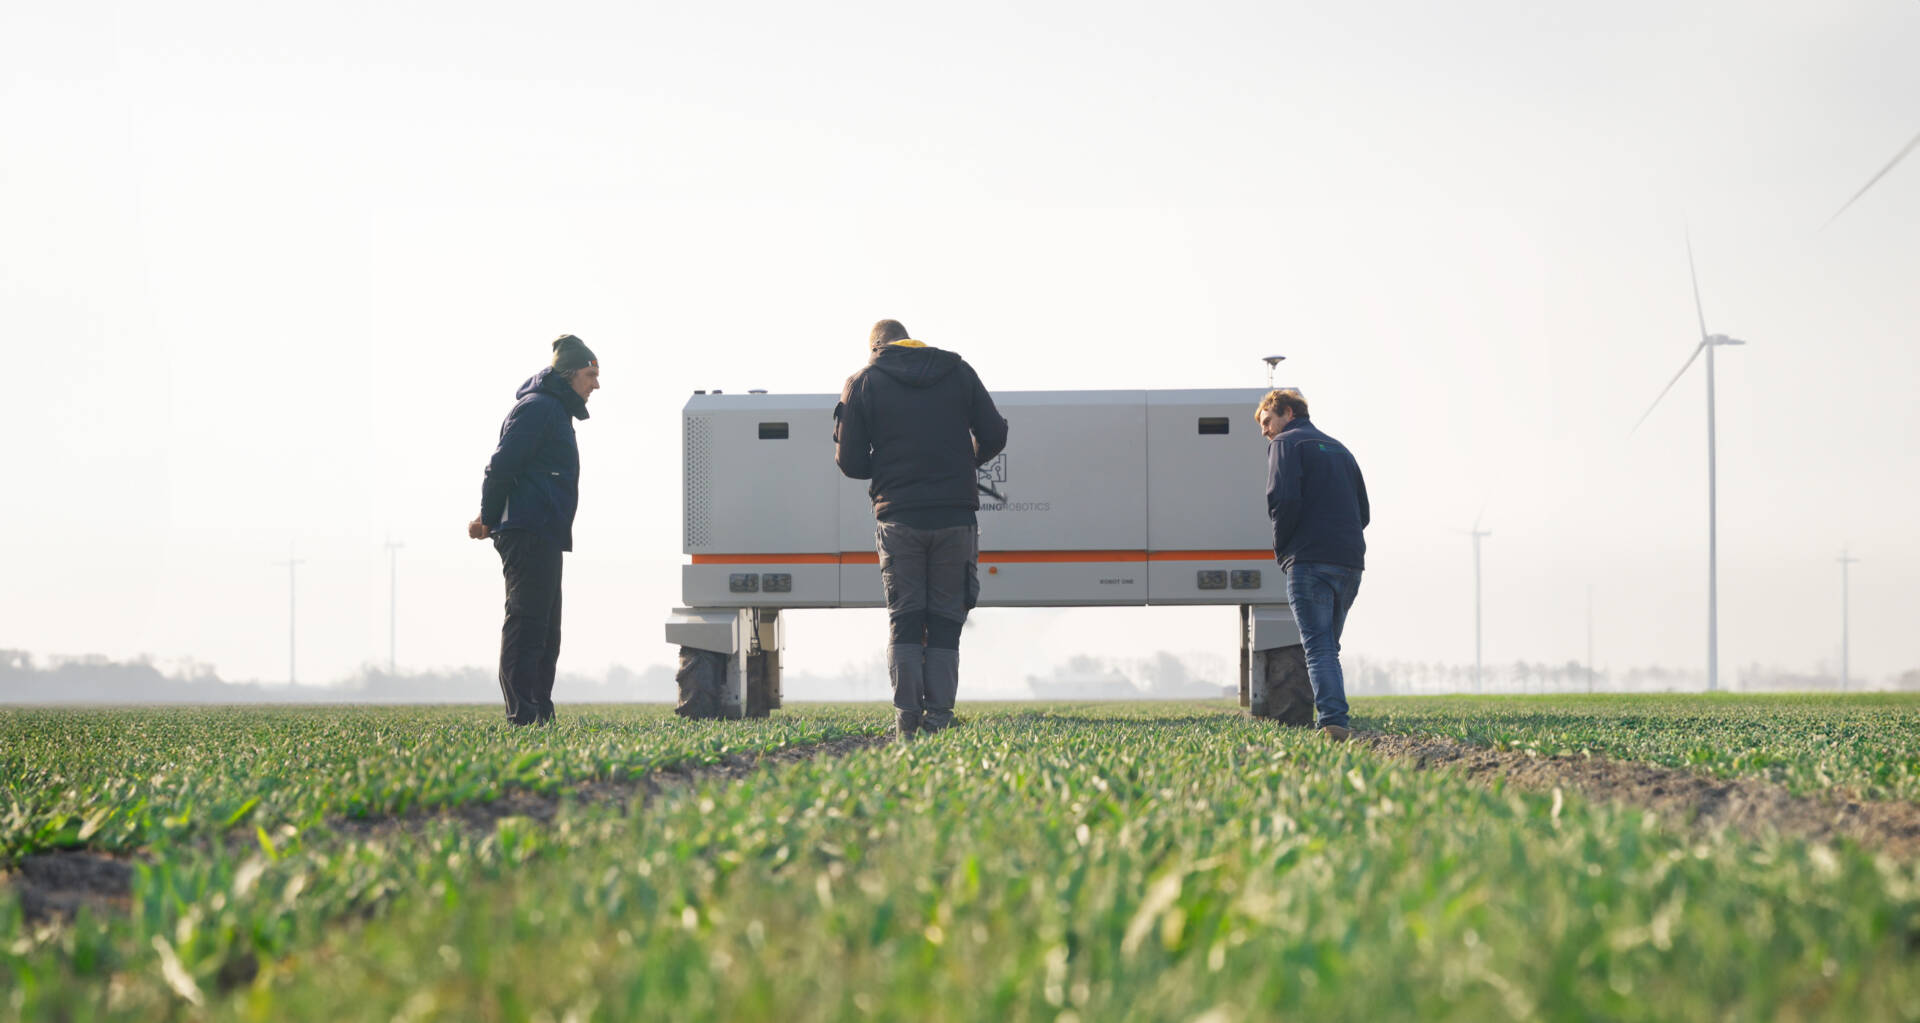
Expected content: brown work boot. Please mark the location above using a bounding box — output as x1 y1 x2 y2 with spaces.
1319 724 1352 742
895 709 922 742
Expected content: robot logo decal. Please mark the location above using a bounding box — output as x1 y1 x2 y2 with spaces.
977 454 1047 512
977 454 1008 501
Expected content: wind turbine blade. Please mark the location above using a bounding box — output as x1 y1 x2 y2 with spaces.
1686 230 1709 343
1822 128 1920 231
1630 341 1706 436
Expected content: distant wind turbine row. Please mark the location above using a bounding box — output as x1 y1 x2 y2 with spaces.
1609 124 1908 693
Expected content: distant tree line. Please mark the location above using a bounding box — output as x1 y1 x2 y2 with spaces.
0 651 675 705
1345 657 1920 695
2 649 1914 705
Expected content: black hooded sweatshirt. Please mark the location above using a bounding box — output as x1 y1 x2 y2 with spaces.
834 343 1009 526
480 368 590 550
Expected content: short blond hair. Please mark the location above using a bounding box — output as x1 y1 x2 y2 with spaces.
870 319 910 347
1254 388 1309 424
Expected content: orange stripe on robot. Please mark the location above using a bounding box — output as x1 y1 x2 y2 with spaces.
688 553 843 565
1144 549 1273 562
690 550 1272 565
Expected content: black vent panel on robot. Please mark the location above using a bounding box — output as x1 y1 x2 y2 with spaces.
684 416 713 549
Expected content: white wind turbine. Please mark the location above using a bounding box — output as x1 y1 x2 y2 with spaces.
1630 236 1749 692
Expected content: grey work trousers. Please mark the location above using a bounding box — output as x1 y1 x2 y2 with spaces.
875 521 978 719
493 530 562 726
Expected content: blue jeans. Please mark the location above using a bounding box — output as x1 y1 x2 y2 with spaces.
1285 561 1363 729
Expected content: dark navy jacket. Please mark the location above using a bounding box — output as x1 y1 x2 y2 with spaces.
1267 416 1369 571
480 368 588 551
835 343 1008 522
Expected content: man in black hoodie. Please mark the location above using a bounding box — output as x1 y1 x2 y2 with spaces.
468 335 600 726
1259 388 1369 741
836 319 1008 740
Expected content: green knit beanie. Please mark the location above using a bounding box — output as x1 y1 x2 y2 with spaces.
551 334 598 373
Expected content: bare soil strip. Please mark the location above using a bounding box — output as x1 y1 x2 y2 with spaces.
332 732 892 841
1363 731 1920 859
6 851 135 925
5 732 892 924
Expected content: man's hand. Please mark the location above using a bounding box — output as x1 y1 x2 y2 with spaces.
468 518 491 540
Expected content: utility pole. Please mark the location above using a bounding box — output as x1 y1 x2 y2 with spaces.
1586 583 1595 694
1839 548 1859 691
272 543 305 684
385 538 405 675
1466 521 1491 694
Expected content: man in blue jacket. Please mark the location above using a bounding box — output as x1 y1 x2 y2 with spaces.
836 319 1008 740
1259 388 1369 740
468 335 600 726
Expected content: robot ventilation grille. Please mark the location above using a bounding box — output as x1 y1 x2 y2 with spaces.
684 416 713 548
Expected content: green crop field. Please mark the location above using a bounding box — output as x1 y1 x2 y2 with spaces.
1366 693 1920 802
4 696 1919 1021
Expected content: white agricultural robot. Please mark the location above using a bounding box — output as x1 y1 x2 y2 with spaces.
663 368 1313 722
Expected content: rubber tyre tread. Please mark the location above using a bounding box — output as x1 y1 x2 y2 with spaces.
1254 644 1315 727
674 647 728 719
745 652 774 719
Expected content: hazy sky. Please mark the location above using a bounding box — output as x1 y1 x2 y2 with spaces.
3 0 1916 696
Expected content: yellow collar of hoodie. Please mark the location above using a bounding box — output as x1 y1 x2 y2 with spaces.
888 339 927 348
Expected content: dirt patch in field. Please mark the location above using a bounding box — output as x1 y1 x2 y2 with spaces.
5 850 136 925
1364 731 1920 859
331 732 893 841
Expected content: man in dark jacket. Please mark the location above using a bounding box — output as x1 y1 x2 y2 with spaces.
1259 388 1369 741
468 335 600 726
835 319 1008 740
